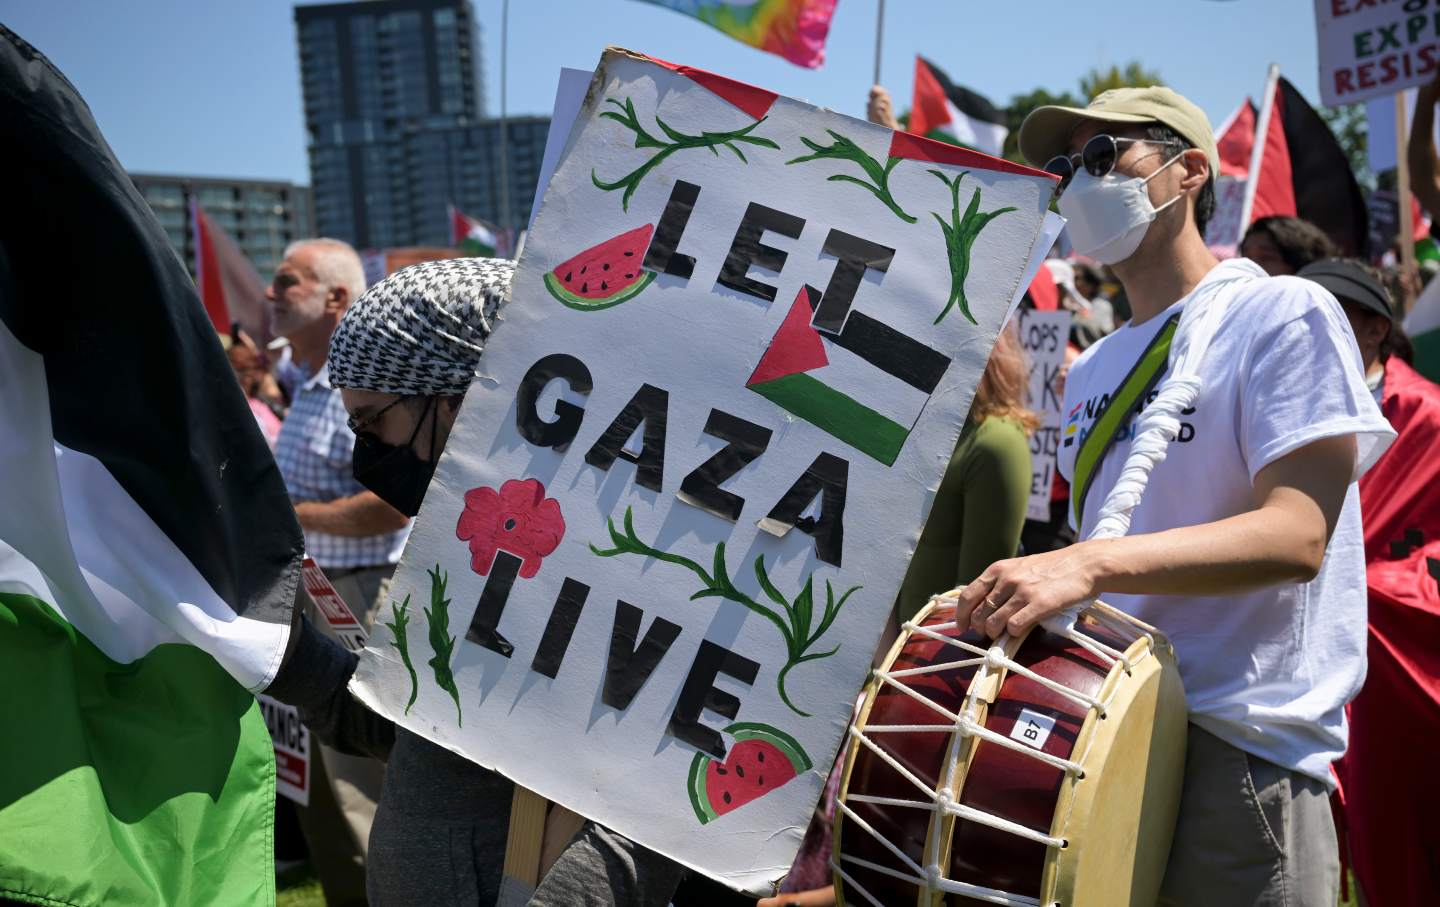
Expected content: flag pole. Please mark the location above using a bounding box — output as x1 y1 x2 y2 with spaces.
497 0 513 255
1396 90 1418 316
1237 63 1280 232
872 0 885 86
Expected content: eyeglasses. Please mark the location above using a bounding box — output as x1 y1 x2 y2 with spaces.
347 396 411 436
1044 134 1180 196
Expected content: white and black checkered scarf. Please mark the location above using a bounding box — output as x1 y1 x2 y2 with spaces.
328 257 513 396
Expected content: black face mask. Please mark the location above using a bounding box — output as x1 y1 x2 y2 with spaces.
351 396 440 518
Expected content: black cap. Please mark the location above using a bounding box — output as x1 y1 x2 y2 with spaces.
1297 259 1393 321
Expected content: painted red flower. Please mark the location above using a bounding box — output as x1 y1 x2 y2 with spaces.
456 478 565 579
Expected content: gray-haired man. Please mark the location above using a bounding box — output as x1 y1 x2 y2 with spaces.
267 237 409 906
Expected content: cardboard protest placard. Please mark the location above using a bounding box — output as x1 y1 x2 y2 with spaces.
257 558 367 806
257 694 310 805
1315 0 1440 106
301 556 368 653
1018 309 1070 522
349 48 1057 892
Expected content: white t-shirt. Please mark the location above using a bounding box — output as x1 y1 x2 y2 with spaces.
1057 258 1395 785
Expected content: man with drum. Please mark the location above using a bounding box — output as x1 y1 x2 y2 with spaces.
953 87 1394 905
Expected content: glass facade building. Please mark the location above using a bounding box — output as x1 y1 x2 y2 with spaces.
297 0 545 249
131 173 315 279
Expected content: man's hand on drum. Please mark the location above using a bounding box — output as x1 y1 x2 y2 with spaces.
952 545 1102 638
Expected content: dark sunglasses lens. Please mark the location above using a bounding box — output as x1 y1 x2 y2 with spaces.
1044 155 1074 192
1082 135 1118 178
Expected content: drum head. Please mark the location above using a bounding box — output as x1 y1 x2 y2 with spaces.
1043 632 1186 906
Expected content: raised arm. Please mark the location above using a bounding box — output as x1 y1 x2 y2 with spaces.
1409 73 1440 221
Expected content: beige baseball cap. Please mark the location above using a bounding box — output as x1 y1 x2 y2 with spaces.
1018 86 1218 182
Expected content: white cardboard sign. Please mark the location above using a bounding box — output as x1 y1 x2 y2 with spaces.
1315 0 1440 106
1018 310 1070 522
350 48 1056 892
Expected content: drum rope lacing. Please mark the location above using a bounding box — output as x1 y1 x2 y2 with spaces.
832 602 1158 907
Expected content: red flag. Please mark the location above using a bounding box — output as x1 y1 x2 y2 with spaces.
1247 77 1297 222
1025 266 1059 311
1215 101 1255 179
1334 357 1440 907
191 200 230 333
191 200 270 344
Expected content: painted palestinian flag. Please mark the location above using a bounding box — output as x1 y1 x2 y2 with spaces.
451 203 508 258
0 24 304 907
908 56 1008 157
747 285 950 466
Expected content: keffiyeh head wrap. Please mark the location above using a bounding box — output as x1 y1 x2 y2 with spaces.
329 257 514 396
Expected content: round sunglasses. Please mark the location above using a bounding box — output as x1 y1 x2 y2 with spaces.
1044 134 1180 195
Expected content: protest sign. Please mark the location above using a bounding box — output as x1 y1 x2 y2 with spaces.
1206 175 1249 256
1018 309 1070 522
301 556 367 653
349 48 1057 892
257 694 310 805
1315 0 1440 106
256 558 367 806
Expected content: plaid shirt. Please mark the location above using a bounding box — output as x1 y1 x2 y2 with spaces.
274 359 409 569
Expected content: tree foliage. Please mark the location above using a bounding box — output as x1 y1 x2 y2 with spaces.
1320 102 1374 191
1002 87 1082 160
1079 62 1165 99
1003 61 1161 162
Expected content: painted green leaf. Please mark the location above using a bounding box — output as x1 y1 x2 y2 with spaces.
590 507 860 717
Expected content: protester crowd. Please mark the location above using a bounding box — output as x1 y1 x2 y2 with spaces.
211 74 1440 907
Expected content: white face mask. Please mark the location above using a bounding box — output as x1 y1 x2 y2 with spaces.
1058 152 1185 265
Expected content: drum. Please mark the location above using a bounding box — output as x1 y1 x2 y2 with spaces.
833 598 1187 906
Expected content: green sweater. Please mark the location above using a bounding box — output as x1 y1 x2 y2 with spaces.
895 415 1033 622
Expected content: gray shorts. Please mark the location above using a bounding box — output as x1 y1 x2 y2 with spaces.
1158 724 1339 907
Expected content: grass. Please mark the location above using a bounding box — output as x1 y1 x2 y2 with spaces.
276 864 324 907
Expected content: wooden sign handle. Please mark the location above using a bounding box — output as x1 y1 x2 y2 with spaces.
498 786 590 905
498 786 549 905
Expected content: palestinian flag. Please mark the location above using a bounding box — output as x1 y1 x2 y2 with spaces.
450 203 508 258
1405 277 1440 382
0 24 303 907
192 198 272 347
908 56 1008 157
746 285 949 466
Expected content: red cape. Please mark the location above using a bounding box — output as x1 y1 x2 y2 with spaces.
1357 358 1440 560
1334 358 1440 907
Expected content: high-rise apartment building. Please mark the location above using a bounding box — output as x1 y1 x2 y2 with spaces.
131 173 315 279
296 0 496 248
410 114 550 245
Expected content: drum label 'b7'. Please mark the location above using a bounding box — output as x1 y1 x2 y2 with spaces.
1009 708 1058 751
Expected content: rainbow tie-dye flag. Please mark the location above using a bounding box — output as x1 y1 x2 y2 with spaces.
636 0 837 69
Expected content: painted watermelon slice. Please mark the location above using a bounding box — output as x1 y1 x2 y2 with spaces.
687 722 812 824
543 223 656 310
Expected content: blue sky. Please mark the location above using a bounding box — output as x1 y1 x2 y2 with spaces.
5 0 1322 185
